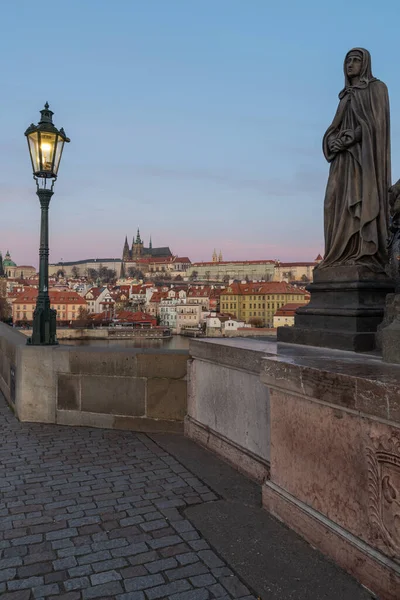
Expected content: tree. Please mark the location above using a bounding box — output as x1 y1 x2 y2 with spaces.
0 297 11 322
245 274 250 283
249 317 264 328
190 270 198 281
174 274 183 281
222 275 230 284
301 274 310 283
56 269 65 279
71 266 80 278
205 271 211 282
76 306 91 328
128 267 144 280
87 268 98 282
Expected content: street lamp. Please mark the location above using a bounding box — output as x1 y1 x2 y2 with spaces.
25 103 70 345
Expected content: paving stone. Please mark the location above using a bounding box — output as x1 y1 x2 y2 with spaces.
18 561 53 577
169 590 210 600
198 551 224 569
45 570 68 584
0 396 256 600
209 583 228 597
124 573 165 592
68 565 93 578
145 579 192 600
166 562 209 582
53 556 78 571
219 576 250 598
176 552 200 566
82 581 124 598
8 576 44 590
91 557 128 572
0 591 31 600
90 569 122 585
64 576 91 591
146 557 178 573
116 593 145 600
149 535 183 550
0 568 16 582
190 574 217 587
32 583 60 598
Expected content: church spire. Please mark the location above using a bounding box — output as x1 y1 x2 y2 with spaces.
149 236 152 250
212 249 218 263
122 235 130 261
218 250 223 262
136 228 142 244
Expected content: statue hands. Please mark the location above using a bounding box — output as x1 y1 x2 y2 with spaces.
328 129 358 154
328 138 345 153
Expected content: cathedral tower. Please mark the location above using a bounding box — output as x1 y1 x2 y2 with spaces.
122 236 130 261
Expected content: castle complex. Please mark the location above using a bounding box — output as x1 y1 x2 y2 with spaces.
122 229 172 262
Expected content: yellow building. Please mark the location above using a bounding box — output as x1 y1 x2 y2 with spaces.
12 289 87 325
220 282 309 327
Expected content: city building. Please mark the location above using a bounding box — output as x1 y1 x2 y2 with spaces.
12 289 86 325
220 282 309 327
176 302 202 334
1 250 36 279
188 259 275 281
49 258 122 279
273 303 304 328
273 255 323 283
159 298 181 330
84 287 115 314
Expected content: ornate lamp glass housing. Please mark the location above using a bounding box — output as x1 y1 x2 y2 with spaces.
25 103 70 180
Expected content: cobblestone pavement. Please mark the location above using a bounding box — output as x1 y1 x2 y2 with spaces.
0 397 255 600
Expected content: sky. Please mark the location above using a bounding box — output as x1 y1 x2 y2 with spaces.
1 0 400 266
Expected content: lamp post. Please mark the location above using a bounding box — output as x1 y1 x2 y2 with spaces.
25 103 70 345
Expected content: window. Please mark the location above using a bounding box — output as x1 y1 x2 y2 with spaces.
57 305 60 310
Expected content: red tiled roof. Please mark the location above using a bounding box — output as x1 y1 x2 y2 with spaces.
84 287 103 300
12 289 86 304
117 310 156 322
275 302 306 316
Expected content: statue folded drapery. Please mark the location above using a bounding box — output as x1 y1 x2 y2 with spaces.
319 48 391 271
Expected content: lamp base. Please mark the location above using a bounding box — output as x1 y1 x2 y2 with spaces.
27 306 58 346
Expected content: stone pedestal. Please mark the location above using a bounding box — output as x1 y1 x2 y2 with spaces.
277 265 393 352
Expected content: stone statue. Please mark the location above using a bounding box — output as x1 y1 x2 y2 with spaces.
387 179 400 291
318 48 391 272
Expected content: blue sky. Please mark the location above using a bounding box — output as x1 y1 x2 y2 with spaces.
1 0 400 265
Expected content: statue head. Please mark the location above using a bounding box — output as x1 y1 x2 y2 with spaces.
342 48 375 90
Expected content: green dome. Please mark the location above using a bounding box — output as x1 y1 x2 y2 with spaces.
3 250 16 267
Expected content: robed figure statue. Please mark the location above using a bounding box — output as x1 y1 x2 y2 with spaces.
319 48 391 271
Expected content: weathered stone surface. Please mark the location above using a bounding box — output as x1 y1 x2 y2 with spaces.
81 375 146 416
147 379 186 421
57 374 80 410
136 352 188 379
188 357 269 464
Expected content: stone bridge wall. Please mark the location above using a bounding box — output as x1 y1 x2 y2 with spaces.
186 338 271 483
0 323 187 432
